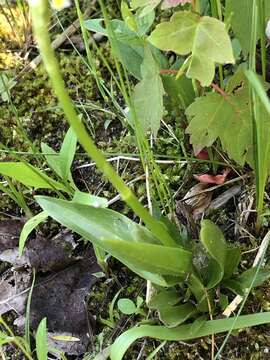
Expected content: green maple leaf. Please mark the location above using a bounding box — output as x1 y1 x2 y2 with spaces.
186 69 270 167
148 11 235 86
132 46 165 136
131 0 161 15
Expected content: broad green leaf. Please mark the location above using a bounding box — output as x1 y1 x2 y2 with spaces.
35 197 192 281
133 46 164 135
135 9 155 35
102 238 192 276
36 318 48 360
72 190 108 208
131 0 161 16
223 247 241 279
224 267 270 296
118 298 137 314
148 11 234 86
36 196 160 245
190 315 207 335
19 211 48 255
0 162 68 191
158 303 197 327
60 127 77 180
84 19 144 79
110 312 270 360
225 0 270 57
84 19 143 45
162 73 195 109
188 273 208 312
186 69 270 167
200 220 227 288
148 289 180 309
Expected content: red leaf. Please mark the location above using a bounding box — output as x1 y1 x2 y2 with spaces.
194 168 231 185
196 149 209 160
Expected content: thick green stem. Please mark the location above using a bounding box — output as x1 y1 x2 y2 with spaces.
29 0 176 247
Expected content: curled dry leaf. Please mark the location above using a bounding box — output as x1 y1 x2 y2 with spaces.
183 183 213 219
176 183 213 238
193 168 231 185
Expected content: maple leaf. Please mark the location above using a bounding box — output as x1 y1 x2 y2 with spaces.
186 70 270 168
148 11 234 86
131 0 161 15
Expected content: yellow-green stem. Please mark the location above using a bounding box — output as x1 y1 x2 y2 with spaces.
29 0 176 247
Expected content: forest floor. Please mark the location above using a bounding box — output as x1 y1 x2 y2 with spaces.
1 2 270 359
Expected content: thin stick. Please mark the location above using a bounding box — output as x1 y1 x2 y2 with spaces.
13 5 95 82
223 230 270 317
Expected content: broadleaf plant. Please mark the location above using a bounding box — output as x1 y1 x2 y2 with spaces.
186 68 270 168
23 0 270 358
148 11 235 85
133 45 164 135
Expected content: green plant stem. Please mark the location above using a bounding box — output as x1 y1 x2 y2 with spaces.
99 0 174 214
0 317 33 360
29 0 176 247
209 0 224 88
73 0 107 100
258 0 266 80
249 0 263 225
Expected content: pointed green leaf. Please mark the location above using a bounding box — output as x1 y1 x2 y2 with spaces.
148 11 234 86
200 220 227 288
0 162 68 191
133 46 164 135
158 303 197 327
131 0 161 16
224 267 270 296
148 289 180 309
72 190 108 208
35 196 192 281
135 9 155 35
41 142 63 177
36 318 48 360
102 238 192 276
110 312 270 360
121 1 138 32
188 273 208 312
19 211 48 255
60 127 77 180
84 19 144 79
224 247 241 279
